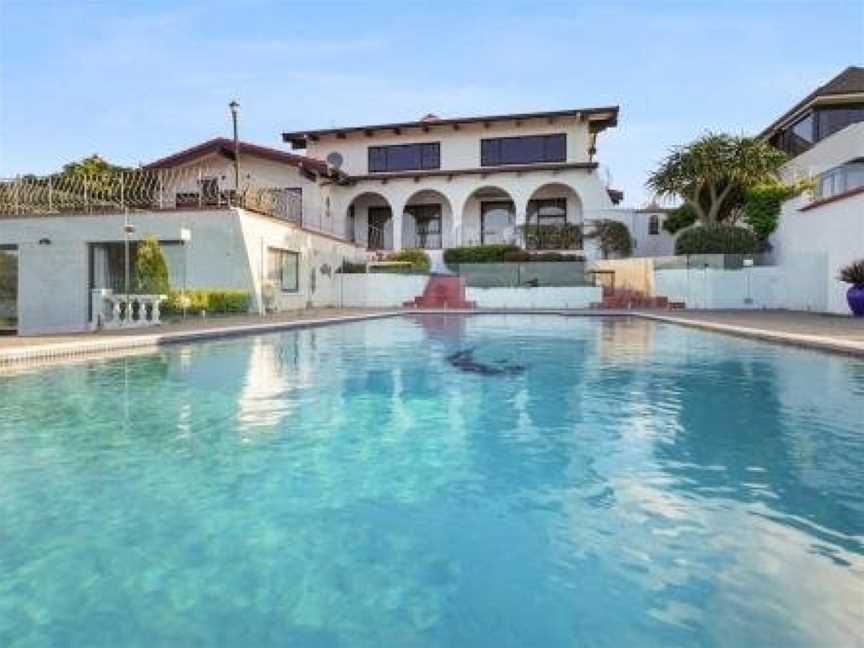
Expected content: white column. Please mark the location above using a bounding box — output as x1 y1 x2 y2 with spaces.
390 199 404 251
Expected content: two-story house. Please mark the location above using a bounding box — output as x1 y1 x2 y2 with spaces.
762 66 864 314
281 106 622 264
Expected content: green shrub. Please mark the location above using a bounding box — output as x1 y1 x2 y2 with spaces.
742 179 811 242
662 204 698 234
519 223 583 250
585 220 633 259
336 260 367 274
444 244 524 265
444 244 586 267
839 259 864 285
384 248 430 272
161 289 250 316
135 236 169 294
675 225 761 255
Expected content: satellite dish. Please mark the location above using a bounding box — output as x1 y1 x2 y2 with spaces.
326 152 343 170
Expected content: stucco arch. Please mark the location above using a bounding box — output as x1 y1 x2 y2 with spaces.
400 189 456 249
522 182 584 251
459 185 518 246
346 191 395 250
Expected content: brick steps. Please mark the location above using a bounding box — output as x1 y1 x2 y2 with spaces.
404 275 475 309
591 288 683 310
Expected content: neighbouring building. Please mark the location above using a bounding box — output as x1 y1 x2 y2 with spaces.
763 65 864 314
280 106 626 268
625 203 677 258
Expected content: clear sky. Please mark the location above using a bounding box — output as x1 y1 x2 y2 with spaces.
0 0 861 205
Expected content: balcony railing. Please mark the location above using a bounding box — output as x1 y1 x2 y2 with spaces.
0 166 303 226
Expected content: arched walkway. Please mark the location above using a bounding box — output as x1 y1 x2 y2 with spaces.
402 189 454 250
523 182 584 250
460 186 517 247
346 192 394 251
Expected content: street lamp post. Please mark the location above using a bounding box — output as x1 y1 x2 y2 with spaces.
123 210 135 325
229 101 240 198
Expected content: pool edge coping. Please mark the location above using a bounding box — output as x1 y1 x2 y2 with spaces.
0 312 405 368
635 312 864 357
2 309 861 367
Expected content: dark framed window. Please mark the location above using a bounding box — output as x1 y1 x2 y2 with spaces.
815 160 864 199
481 134 566 166
406 204 442 249
817 105 864 141
480 201 515 244
267 248 299 292
648 214 660 235
368 143 440 172
527 198 567 225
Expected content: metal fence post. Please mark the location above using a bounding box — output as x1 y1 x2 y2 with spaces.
13 175 20 215
119 173 125 211
158 170 164 209
48 176 53 212
84 176 90 213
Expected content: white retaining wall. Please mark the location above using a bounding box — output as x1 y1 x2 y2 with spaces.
337 274 428 308
655 255 829 311
466 286 603 309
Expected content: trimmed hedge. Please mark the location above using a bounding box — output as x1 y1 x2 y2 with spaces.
161 289 251 316
444 245 584 266
675 225 760 255
384 248 430 272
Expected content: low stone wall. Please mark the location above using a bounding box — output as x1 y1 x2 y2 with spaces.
466 286 603 309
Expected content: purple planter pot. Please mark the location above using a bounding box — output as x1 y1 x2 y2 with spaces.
847 284 864 317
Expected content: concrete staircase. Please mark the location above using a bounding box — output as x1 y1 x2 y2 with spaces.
404 274 475 309
591 287 684 310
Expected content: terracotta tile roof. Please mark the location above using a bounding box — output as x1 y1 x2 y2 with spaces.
761 66 864 137
143 137 329 175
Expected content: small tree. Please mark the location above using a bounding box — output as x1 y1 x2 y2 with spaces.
585 220 633 259
647 133 787 225
135 236 169 294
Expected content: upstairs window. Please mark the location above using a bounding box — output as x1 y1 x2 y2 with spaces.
817 105 864 141
815 160 864 200
481 134 567 166
648 214 660 235
368 143 440 173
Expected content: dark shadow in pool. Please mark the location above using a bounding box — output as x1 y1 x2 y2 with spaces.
446 348 525 376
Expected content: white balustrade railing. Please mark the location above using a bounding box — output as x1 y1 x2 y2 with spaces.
90 289 167 330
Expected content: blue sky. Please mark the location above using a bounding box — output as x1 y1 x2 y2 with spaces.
0 0 861 205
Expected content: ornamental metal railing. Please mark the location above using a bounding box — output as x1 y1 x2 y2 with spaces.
0 165 304 226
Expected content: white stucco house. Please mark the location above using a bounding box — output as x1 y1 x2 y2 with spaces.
1 105 633 334
763 66 864 314
0 140 370 334
280 106 625 267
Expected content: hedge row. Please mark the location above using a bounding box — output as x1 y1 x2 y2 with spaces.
675 225 761 255
443 244 583 265
161 289 251 315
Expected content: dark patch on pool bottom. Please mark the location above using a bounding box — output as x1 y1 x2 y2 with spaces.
446 348 526 376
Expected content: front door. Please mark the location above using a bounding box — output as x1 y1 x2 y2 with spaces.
368 206 392 250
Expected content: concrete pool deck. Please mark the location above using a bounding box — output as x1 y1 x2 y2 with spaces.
1 308 862 367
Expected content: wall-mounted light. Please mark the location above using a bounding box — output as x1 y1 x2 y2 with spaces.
38 238 51 245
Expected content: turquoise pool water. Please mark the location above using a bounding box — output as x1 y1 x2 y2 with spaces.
1 315 862 647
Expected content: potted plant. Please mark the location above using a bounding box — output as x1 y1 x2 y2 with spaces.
839 259 864 316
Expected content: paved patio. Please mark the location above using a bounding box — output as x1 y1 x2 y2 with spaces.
638 310 864 355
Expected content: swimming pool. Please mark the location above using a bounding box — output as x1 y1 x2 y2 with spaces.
1 315 862 647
